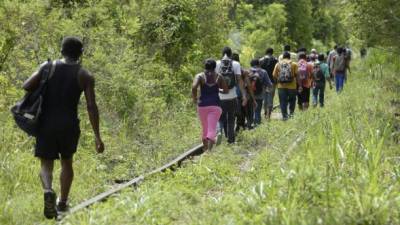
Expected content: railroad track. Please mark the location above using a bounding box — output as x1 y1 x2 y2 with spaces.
61 104 282 220
67 144 204 216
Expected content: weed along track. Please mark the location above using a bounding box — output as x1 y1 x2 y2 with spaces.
66 144 204 217
61 104 281 220
63 125 310 221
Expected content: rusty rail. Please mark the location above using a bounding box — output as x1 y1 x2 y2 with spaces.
62 104 281 219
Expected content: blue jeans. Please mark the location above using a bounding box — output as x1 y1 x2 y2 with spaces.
278 88 297 120
264 85 276 112
312 84 325 107
254 99 263 125
335 73 345 92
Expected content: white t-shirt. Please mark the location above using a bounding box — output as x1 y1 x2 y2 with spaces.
216 60 241 100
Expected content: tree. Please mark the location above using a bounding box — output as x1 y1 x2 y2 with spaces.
282 0 314 49
348 0 400 48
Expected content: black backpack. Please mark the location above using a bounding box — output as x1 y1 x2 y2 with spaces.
260 56 277 80
219 55 236 89
11 60 56 136
313 64 325 87
249 69 263 95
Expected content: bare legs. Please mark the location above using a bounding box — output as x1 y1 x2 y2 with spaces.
60 158 74 202
40 159 54 191
39 157 74 202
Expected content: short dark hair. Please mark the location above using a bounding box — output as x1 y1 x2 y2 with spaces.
284 45 291 52
334 45 338 49
318 54 325 61
205 58 216 71
265 48 273 55
298 52 307 60
61 36 83 60
222 46 232 58
250 58 260 67
231 53 240 62
283 51 291 59
337 47 344 54
298 47 307 53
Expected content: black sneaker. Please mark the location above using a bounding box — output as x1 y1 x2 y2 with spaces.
56 199 70 213
44 190 57 219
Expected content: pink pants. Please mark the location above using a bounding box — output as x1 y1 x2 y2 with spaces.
197 106 222 142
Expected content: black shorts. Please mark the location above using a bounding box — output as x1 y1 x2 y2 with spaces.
297 87 310 105
35 127 80 160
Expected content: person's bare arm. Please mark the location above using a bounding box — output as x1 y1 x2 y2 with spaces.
238 74 248 106
247 78 255 100
243 71 256 104
192 74 201 104
79 69 104 153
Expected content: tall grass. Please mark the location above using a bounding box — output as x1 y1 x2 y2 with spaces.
59 52 400 225
1 51 399 224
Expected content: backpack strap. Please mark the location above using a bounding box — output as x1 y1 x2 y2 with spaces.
41 60 57 83
48 60 57 81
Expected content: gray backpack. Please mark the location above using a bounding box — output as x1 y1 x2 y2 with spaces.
334 55 346 72
277 62 293 83
219 55 236 89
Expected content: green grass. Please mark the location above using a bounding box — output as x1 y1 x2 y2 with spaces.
0 82 201 224
60 56 399 224
1 53 399 224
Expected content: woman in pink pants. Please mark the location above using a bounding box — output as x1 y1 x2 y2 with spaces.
192 59 228 151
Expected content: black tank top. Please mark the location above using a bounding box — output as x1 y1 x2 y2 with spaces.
39 60 82 132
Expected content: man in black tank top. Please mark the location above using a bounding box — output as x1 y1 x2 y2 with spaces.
23 37 104 219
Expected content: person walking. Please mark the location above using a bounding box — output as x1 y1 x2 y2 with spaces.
278 45 298 62
273 52 300 120
327 45 338 78
22 37 104 219
312 54 332 107
232 53 255 132
297 52 313 110
259 48 278 120
249 58 272 126
333 47 347 92
309 49 318 63
216 47 247 144
192 59 228 151
344 46 352 82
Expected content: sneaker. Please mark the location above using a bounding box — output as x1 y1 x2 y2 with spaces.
56 199 70 213
44 190 57 219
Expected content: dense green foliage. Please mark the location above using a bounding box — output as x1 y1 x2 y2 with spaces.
348 0 400 49
226 0 350 66
1 0 399 224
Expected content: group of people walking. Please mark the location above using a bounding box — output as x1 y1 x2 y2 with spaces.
18 36 351 219
192 45 351 151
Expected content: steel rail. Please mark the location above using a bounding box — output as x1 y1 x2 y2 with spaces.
61 104 281 220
